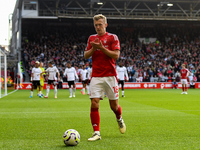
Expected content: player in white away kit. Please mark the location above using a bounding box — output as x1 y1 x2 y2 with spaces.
43 61 60 98
85 14 126 141
116 62 129 97
64 62 79 98
180 64 191 94
30 61 43 98
80 65 88 95
86 64 92 95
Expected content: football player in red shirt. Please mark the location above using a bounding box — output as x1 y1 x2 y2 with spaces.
180 64 191 94
84 14 126 141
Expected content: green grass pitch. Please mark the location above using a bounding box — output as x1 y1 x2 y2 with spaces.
0 89 200 150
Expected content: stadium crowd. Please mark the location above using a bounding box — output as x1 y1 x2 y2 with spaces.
22 24 200 83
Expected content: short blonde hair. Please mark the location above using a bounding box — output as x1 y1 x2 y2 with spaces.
182 64 185 66
93 14 107 24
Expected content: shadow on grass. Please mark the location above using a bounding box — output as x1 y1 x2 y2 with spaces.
56 144 80 149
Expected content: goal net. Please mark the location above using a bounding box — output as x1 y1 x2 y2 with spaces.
0 48 19 98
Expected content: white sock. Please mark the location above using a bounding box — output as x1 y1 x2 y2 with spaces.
122 90 124 96
46 86 50 96
69 88 72 96
54 86 57 97
86 85 90 94
39 91 41 96
83 88 85 93
31 91 33 96
73 87 76 95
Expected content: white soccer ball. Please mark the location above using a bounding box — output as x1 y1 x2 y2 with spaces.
63 129 80 146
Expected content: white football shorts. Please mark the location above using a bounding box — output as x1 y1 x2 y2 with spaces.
181 79 187 85
89 76 119 100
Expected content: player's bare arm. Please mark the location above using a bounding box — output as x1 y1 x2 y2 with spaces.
57 72 60 81
31 73 33 81
40 73 44 80
80 74 82 80
84 38 100 59
84 47 95 59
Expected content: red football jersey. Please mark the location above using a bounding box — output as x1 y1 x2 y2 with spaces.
85 32 120 77
180 69 189 79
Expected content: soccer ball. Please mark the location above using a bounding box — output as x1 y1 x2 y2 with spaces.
63 129 80 146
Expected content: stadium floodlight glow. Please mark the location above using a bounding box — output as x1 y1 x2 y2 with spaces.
167 3 174 7
30 1 37 4
97 2 103 5
167 3 173 6
157 3 163 7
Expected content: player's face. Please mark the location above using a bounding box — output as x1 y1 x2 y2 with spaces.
35 63 39 68
40 63 43 67
119 62 122 67
49 63 53 67
182 65 185 69
94 19 107 36
67 63 71 68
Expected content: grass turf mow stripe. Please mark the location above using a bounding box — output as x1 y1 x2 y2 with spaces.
0 89 200 150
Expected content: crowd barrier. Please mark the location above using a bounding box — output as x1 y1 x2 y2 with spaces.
15 82 200 89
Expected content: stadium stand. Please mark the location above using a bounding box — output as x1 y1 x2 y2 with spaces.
21 19 200 83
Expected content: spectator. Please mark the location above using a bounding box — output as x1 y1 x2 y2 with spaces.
172 79 178 89
150 75 154 82
21 23 200 83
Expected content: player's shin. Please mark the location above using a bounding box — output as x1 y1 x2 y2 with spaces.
46 86 50 96
31 91 33 96
87 85 90 94
41 86 43 94
90 108 100 132
182 86 184 92
185 86 187 91
37 86 39 94
54 86 57 97
114 105 122 120
122 90 124 96
73 87 76 95
69 88 72 96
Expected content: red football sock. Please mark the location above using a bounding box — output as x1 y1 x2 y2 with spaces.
90 108 100 132
185 86 187 92
114 105 122 120
182 86 184 92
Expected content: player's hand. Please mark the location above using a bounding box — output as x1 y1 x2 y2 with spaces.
90 38 103 50
94 38 99 43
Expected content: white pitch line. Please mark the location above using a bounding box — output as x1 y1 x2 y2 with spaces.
1 89 18 98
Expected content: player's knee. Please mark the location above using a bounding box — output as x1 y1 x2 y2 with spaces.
91 98 99 108
110 103 118 112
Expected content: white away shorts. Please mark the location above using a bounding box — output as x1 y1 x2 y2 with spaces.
89 76 119 100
